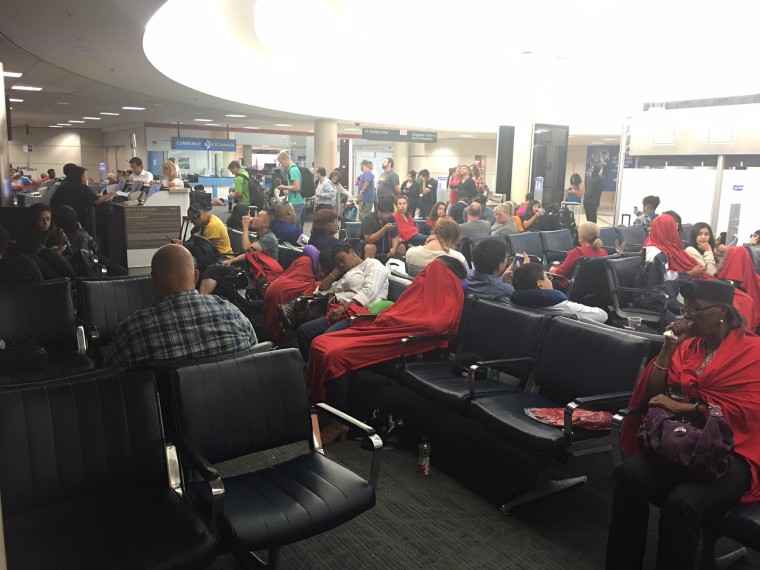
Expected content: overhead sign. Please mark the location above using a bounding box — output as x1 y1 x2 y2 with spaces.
171 137 237 152
362 128 437 143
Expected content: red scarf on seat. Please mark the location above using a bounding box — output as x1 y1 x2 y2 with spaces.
718 246 760 328
622 329 760 502
263 256 319 344
305 260 464 402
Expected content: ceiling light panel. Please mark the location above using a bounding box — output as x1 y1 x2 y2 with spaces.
11 85 42 91
122 106 146 110
2 71 23 78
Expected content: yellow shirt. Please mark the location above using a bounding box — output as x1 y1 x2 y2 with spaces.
201 214 232 256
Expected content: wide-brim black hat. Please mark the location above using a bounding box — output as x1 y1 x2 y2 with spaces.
680 279 744 325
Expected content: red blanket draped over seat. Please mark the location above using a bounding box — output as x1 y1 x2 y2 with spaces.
305 260 465 402
718 246 760 329
263 256 319 344
622 328 760 503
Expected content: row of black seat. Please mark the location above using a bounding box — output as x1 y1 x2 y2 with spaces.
0 347 381 569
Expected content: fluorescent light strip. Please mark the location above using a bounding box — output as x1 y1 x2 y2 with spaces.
8 98 23 103
274 123 292 127
122 106 146 110
99 112 120 116
243 126 259 129
49 125 63 128
69 120 85 123
205 123 221 126
11 85 42 91
82 116 101 120
194 118 213 122
225 114 247 118
2 71 23 78
57 123 72 126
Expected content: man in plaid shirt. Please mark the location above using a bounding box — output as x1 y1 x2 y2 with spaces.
104 244 256 368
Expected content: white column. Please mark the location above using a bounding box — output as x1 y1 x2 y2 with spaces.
314 119 337 172
242 144 253 167
408 143 426 173
511 122 533 202
221 152 236 176
394 141 409 179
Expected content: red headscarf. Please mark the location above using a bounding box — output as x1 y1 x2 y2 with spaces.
622 329 760 503
643 214 699 272
263 256 319 344
718 246 760 327
305 259 464 402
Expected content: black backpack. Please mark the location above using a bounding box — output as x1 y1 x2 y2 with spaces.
236 170 264 210
290 164 316 198
183 235 219 272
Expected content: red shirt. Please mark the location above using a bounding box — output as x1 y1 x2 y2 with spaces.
550 245 608 278
394 211 419 242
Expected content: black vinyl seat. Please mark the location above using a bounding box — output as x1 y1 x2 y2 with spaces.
539 229 574 265
0 278 93 384
564 254 618 309
165 348 380 567
0 370 216 570
227 227 245 254
599 226 617 249
77 275 157 363
605 255 668 324
506 232 544 265
466 316 650 511
401 299 550 410
615 225 647 252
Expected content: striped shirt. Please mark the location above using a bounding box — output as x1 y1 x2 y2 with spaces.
104 290 256 368
319 258 389 307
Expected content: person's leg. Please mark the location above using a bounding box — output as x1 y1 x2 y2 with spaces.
655 457 751 570
359 202 373 220
584 201 597 223
324 318 351 335
396 243 406 256
325 372 350 411
606 453 669 570
292 203 305 231
297 316 330 361
409 233 427 246
364 243 377 258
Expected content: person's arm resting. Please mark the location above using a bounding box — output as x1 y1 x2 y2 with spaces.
352 263 389 307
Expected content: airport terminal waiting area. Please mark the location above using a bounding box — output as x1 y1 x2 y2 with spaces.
2 204 760 569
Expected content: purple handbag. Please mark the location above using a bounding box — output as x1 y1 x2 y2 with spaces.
637 406 735 483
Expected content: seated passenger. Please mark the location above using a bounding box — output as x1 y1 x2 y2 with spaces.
55 205 127 276
459 202 491 239
0 225 42 284
549 221 608 288
520 199 546 231
511 262 608 323
750 230 760 245
633 194 660 229
199 209 278 296
465 238 515 300
405 218 467 277
685 222 722 276
515 192 533 217
362 194 401 259
491 203 523 235
448 198 469 226
308 208 340 254
423 201 449 235
608 279 760 570
297 243 389 361
173 203 233 257
272 202 302 245
104 244 256 368
306 257 466 443
19 203 76 280
471 194 495 225
393 195 427 248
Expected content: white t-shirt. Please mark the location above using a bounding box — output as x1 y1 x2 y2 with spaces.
129 170 154 184
405 246 468 277
161 177 184 188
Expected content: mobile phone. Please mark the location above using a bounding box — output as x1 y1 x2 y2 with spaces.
514 254 525 267
633 206 639 215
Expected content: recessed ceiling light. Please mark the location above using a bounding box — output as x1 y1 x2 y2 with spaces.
458 134 474 138
2 71 23 78
243 126 259 129
99 112 120 116
57 123 72 126
261 145 270 148
205 123 221 126
343 128 361 132
69 120 85 123
82 116 101 120
274 123 292 127
12 85 42 91
8 98 23 103
49 125 63 128
225 114 247 118
56 101 69 105
194 118 213 122
602 138 617 141
122 106 146 110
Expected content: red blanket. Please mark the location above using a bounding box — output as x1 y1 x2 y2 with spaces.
306 259 464 402
622 329 760 502
719 246 760 329
263 256 319 343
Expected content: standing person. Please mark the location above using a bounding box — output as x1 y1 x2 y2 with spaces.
376 157 400 200
276 151 305 229
565 173 583 203
128 157 153 184
313 167 336 212
329 170 352 220
417 169 438 218
458 165 477 202
356 159 376 220
228 160 250 207
51 165 116 225
471 164 487 196
448 166 461 206
400 170 420 218
583 165 604 223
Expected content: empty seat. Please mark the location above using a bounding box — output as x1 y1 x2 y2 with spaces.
506 232 544 264
540 229 574 265
0 278 93 384
565 254 618 309
605 255 668 324
388 273 413 301
227 227 245 254
615 225 647 252
0 371 216 569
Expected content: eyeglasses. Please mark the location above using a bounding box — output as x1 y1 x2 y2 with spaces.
683 304 721 317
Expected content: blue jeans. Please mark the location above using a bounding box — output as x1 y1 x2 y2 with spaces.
404 233 428 247
297 316 350 361
292 202 305 231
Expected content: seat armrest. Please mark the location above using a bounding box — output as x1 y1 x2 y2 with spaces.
76 324 89 354
172 435 225 525
399 333 461 367
467 357 534 398
564 392 634 445
314 403 383 490
609 405 648 467
543 248 569 257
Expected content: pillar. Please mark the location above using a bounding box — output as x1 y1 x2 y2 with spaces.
242 144 253 168
393 141 409 179
408 143 426 174
0 63 11 207
511 122 533 203
221 151 236 176
314 119 337 172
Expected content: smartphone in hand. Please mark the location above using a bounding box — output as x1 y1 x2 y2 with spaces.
514 253 525 267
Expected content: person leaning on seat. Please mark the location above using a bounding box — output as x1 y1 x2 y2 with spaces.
607 279 760 570
104 244 256 369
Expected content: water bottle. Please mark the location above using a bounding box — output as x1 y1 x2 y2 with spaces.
98 162 107 184
417 437 431 476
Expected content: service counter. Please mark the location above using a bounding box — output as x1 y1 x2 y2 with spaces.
108 204 183 269
197 176 234 198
